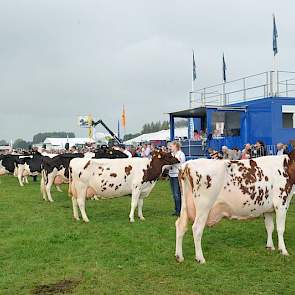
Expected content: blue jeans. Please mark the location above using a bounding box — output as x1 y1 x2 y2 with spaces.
170 177 181 215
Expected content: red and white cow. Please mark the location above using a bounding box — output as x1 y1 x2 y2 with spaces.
176 152 295 264
69 151 179 222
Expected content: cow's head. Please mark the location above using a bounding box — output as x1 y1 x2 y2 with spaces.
151 150 180 165
142 151 180 183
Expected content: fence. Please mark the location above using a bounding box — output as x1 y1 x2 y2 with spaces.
190 70 295 107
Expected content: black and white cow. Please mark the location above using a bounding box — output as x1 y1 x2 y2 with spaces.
0 154 28 184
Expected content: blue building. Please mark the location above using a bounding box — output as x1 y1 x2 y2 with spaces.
169 71 295 158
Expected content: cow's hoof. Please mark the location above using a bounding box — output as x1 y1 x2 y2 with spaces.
195 257 206 264
129 218 135 223
266 246 275 251
139 216 145 221
83 219 89 223
74 217 80 221
175 255 184 263
279 249 289 256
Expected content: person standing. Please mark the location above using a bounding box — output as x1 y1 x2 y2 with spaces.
168 141 186 216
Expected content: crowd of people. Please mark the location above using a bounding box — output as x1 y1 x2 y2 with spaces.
207 141 289 160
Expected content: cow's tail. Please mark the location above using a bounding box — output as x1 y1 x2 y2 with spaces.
178 166 189 213
68 166 73 197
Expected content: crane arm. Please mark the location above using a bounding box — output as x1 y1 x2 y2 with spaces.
92 119 122 144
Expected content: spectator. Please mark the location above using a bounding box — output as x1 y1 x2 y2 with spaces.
120 144 132 158
232 147 242 160
70 146 78 153
168 141 186 217
194 130 202 141
277 143 288 155
221 146 232 159
252 141 266 158
141 144 151 158
208 148 222 159
241 143 251 159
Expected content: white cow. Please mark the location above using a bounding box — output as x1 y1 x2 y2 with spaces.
69 151 179 222
176 154 295 264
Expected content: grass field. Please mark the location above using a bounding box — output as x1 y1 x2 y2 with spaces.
0 175 294 295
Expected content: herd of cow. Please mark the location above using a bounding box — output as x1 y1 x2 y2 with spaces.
1 147 294 264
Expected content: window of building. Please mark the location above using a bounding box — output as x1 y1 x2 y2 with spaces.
282 105 295 128
211 111 241 137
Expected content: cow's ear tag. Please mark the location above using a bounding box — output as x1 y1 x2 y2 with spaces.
158 155 161 159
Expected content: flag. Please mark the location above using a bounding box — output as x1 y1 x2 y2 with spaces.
192 50 197 81
121 105 126 129
273 14 278 56
117 120 120 139
222 53 227 82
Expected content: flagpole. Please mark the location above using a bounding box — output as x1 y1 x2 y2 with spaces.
189 50 196 140
222 53 227 105
272 14 279 97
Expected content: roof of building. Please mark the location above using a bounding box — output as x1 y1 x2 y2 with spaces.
168 105 247 118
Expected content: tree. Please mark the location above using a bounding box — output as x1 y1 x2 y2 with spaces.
175 120 188 128
13 138 31 149
0 139 8 145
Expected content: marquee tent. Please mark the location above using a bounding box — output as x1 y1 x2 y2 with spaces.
124 127 188 144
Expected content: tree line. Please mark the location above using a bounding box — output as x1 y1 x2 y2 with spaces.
0 120 188 148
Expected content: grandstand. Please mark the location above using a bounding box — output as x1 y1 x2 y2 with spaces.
169 70 295 159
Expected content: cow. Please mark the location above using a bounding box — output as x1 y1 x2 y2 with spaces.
69 150 179 223
0 154 28 184
175 152 295 264
40 148 128 202
41 153 85 202
40 147 128 201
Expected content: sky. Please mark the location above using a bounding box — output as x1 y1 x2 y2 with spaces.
0 0 294 141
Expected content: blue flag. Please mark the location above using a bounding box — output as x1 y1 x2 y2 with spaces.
192 51 197 81
273 14 278 56
222 53 227 82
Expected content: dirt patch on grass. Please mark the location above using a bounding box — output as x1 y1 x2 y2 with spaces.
32 279 80 294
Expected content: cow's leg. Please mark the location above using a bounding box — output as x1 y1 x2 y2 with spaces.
45 175 55 202
137 197 145 220
192 205 212 264
17 167 24 187
77 190 89 223
129 188 140 223
175 209 189 263
275 207 289 256
264 212 275 250
56 185 63 192
24 176 29 184
40 173 47 200
72 197 80 220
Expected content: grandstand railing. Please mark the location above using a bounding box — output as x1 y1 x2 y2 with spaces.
190 70 295 107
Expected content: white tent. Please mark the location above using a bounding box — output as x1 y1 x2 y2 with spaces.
44 137 96 149
124 127 188 144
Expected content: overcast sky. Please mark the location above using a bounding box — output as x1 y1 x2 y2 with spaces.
0 0 294 141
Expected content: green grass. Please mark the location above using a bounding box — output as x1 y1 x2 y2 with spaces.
0 175 294 295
